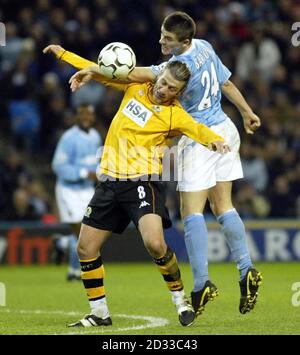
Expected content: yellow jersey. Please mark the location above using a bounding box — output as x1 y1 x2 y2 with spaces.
58 50 224 179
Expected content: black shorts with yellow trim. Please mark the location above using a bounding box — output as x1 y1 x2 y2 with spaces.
82 179 172 234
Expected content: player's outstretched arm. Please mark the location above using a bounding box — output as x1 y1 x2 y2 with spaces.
43 44 128 91
43 44 96 69
221 80 261 135
171 107 230 153
127 67 156 82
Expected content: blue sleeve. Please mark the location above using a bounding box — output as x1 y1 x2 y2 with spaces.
201 39 231 85
214 55 231 85
150 61 168 76
51 136 82 182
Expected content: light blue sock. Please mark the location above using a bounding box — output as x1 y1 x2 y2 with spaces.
217 209 252 280
183 213 209 292
69 234 80 272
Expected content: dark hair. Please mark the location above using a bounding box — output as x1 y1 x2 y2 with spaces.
165 61 191 90
163 11 196 43
76 103 95 113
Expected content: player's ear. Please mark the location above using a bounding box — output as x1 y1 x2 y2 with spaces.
183 38 191 47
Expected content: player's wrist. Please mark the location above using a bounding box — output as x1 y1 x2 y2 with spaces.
58 49 66 59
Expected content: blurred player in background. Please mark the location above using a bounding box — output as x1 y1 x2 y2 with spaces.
44 46 230 327
127 11 263 316
52 103 101 281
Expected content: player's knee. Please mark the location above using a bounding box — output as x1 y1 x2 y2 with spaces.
209 201 217 216
76 242 92 259
144 236 166 259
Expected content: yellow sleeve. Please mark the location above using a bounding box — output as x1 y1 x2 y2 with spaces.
57 49 128 91
57 49 96 69
171 107 225 146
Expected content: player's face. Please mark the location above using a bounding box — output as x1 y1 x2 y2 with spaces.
152 69 185 104
76 105 96 131
159 26 185 56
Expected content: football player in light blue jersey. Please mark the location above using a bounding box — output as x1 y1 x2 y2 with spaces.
152 38 231 127
52 103 101 281
47 11 262 317
128 11 262 316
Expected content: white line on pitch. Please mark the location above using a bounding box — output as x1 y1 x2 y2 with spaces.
0 309 170 334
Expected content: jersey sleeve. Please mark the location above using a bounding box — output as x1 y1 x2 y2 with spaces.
214 54 231 85
58 49 96 70
150 61 168 76
58 50 129 91
200 40 231 85
170 107 225 146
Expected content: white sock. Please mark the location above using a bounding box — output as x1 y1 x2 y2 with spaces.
170 289 185 304
89 298 110 319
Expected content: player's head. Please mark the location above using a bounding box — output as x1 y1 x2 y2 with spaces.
152 61 190 105
160 11 196 56
75 103 96 131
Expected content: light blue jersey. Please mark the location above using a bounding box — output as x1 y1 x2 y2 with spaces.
52 125 101 190
151 39 231 127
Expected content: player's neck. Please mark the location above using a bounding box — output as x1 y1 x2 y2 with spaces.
180 42 192 55
77 125 90 133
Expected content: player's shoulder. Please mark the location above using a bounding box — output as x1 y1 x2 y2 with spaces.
59 126 78 141
127 82 148 90
196 38 215 51
90 127 101 140
171 99 185 112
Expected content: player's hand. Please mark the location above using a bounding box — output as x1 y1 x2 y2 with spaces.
69 70 92 92
43 44 64 56
243 111 261 135
208 141 231 154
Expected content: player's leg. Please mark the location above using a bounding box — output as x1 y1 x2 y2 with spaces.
65 187 96 281
138 213 195 326
177 136 219 315
210 116 262 313
68 223 112 327
68 181 121 327
55 184 91 281
209 181 253 277
180 190 209 291
209 182 262 314
66 223 81 280
180 190 219 316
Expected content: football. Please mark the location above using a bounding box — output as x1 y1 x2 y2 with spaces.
98 42 136 79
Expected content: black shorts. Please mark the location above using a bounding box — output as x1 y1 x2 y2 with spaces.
82 180 172 234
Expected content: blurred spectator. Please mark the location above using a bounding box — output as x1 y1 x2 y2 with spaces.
6 188 40 221
236 22 281 83
268 175 295 217
235 181 270 219
28 180 51 216
241 140 268 192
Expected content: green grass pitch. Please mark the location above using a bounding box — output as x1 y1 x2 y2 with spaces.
0 262 299 335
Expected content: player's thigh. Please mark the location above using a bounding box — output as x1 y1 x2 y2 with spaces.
77 223 111 259
118 181 172 230
83 182 130 234
180 190 209 219
138 213 167 258
208 181 233 216
215 118 243 182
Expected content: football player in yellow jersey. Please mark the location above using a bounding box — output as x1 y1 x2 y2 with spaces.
44 45 229 328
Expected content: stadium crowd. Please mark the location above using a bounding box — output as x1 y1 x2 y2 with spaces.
0 0 300 221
